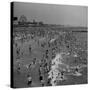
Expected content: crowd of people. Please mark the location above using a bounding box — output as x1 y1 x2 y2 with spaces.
13 28 87 87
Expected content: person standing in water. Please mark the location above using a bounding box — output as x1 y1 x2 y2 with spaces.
29 45 32 53
17 62 21 74
27 75 32 86
16 47 20 59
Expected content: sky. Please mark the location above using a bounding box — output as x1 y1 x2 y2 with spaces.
13 2 88 27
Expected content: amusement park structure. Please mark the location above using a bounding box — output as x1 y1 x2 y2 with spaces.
13 15 44 27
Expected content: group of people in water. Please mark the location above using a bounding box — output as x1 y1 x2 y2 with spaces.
14 30 86 87
15 38 53 86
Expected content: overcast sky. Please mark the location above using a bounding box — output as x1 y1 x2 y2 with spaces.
14 2 88 27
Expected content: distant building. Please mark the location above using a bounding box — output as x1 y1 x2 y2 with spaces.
13 17 18 25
